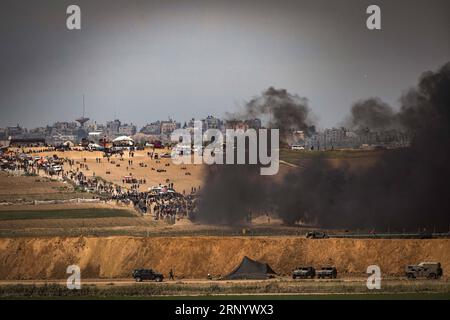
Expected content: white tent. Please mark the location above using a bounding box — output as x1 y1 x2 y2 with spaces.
113 136 134 146
113 136 133 142
62 141 75 147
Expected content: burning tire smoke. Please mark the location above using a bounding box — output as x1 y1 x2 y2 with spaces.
346 97 401 131
227 87 316 145
196 165 270 225
198 62 450 231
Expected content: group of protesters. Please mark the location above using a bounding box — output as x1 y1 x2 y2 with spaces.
0 148 198 222
149 189 197 223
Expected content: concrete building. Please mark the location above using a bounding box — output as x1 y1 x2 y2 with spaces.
225 118 261 131
202 115 223 131
160 118 180 135
118 123 137 136
5 125 24 138
106 119 121 136
0 128 7 141
140 121 162 135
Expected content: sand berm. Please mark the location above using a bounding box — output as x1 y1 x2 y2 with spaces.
0 237 449 279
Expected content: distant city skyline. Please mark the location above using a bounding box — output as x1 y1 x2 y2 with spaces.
0 113 220 131
1 0 449 129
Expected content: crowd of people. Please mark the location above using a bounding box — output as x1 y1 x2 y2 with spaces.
150 191 197 222
0 148 199 223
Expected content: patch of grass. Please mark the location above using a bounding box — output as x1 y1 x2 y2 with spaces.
0 225 311 238
0 209 136 221
0 192 96 202
0 281 449 299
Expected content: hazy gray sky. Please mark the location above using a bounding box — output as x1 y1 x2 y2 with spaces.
1 0 449 128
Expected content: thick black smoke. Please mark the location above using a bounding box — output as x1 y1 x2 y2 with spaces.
196 165 270 225
197 87 308 225
227 87 315 145
347 97 400 131
276 62 450 231
198 63 450 231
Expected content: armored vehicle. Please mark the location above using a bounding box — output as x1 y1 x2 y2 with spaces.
316 266 337 279
292 267 316 279
405 262 442 279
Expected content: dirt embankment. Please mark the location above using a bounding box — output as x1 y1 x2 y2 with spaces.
0 237 449 280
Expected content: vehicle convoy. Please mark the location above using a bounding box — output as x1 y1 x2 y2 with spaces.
292 267 316 279
405 262 443 279
316 267 337 279
132 269 164 282
306 231 329 239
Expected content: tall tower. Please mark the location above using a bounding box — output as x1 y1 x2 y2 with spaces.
76 94 90 128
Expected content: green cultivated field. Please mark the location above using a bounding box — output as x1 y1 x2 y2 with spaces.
0 209 135 221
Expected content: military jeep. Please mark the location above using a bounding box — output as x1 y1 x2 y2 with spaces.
405 262 442 279
292 267 316 279
316 266 337 279
132 268 164 282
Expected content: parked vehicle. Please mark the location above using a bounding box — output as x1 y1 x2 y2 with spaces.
306 231 329 239
132 269 164 282
160 153 172 158
316 267 337 279
151 140 164 149
292 267 316 279
405 262 443 279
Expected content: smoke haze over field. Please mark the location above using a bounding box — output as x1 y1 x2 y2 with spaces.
347 98 400 131
198 62 450 231
197 165 270 225
0 0 448 231
198 86 315 225
227 87 315 144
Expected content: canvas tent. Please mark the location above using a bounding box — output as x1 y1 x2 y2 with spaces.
113 136 134 147
224 256 277 280
62 141 75 147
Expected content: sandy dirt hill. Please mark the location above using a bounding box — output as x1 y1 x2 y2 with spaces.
0 237 449 280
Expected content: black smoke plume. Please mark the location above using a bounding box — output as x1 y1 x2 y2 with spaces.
346 97 400 131
198 63 450 231
276 62 450 231
227 87 315 145
196 164 270 225
197 87 307 225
